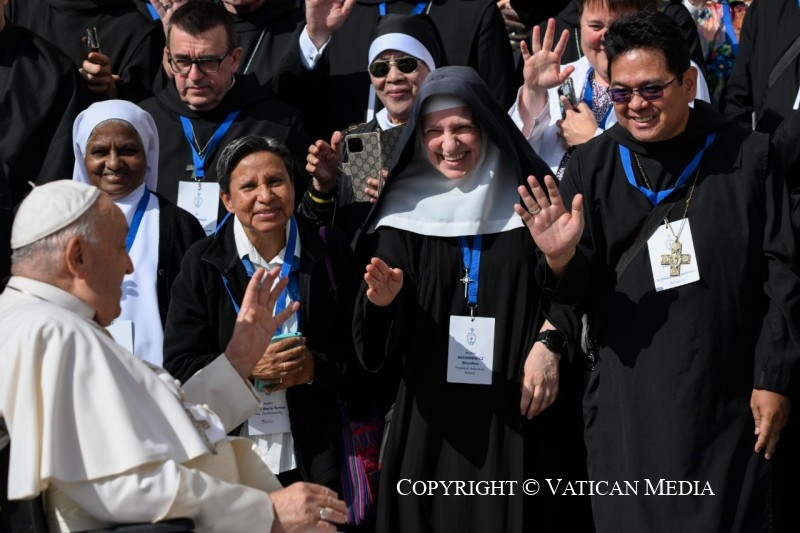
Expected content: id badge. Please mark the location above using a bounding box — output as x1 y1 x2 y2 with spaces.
106 319 134 353
247 390 291 435
447 315 495 385
647 218 700 292
178 181 220 236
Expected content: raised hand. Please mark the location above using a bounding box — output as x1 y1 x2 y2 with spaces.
305 0 357 49
514 175 584 277
364 257 403 307
80 52 120 98
224 267 301 380
306 131 343 193
521 18 575 93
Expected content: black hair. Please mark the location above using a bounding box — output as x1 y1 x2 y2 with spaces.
168 0 238 51
216 135 295 195
604 10 690 81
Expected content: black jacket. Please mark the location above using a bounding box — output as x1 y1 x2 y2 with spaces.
163 213 360 486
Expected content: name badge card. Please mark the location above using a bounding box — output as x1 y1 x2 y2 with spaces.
647 218 700 292
178 181 220 236
248 389 291 435
447 316 495 385
106 319 134 353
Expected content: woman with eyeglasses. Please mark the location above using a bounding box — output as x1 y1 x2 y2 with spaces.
303 14 445 245
509 0 710 179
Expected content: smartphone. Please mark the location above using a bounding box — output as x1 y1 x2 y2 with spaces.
342 131 383 202
255 332 303 391
557 78 577 119
85 27 101 53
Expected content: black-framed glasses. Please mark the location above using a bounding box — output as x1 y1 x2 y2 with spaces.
167 51 231 74
368 56 422 78
608 76 680 103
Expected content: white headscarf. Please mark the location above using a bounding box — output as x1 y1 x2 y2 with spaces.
373 96 525 237
72 100 159 191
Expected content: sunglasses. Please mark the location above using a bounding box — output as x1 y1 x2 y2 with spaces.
608 76 680 103
368 56 422 78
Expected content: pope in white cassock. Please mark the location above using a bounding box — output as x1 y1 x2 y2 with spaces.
0 181 347 532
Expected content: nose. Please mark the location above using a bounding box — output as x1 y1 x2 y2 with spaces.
627 91 650 110
255 183 274 203
441 131 459 152
386 63 404 82
106 149 121 169
187 62 204 81
124 252 134 275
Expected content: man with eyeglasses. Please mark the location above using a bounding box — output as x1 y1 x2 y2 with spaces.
518 10 799 532
139 0 314 234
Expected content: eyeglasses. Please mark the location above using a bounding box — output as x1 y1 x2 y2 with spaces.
167 52 231 74
608 76 680 103
368 56 422 78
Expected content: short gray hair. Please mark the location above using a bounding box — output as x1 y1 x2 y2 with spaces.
216 135 295 194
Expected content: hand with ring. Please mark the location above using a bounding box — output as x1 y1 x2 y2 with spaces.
514 174 584 277
269 482 347 532
251 335 314 391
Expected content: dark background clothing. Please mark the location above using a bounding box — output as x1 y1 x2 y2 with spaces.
152 193 205 326
163 214 361 487
552 102 800 532
5 0 164 103
318 0 516 133
724 0 800 134
0 21 90 206
139 74 311 207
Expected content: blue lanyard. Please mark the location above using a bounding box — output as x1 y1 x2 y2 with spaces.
583 67 613 128
379 1 428 15
224 216 301 332
458 235 482 319
179 109 241 179
145 3 160 20
619 133 716 206
720 1 739 57
125 188 150 253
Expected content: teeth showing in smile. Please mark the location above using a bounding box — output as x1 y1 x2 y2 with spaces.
633 116 655 123
443 153 466 162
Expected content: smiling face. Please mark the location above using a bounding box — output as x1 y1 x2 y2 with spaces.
84 121 147 200
421 106 482 180
580 1 636 84
221 150 295 245
611 48 696 143
370 50 431 125
167 24 241 111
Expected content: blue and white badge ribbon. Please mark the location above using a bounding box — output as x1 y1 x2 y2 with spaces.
180 109 241 179
583 67 613 127
126 188 150 253
379 1 428 15
459 235 482 319
619 133 716 206
721 0 739 57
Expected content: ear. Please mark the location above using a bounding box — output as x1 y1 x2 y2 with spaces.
682 66 698 104
220 190 236 214
63 236 86 278
229 46 244 72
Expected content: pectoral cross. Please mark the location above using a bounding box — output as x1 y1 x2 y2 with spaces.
183 406 217 455
661 240 691 276
460 270 473 298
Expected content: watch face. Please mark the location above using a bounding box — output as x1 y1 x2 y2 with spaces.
540 330 566 353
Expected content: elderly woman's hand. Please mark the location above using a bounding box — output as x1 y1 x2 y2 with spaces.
306 131 343 193
364 169 388 203
251 337 315 390
269 482 347 533
365 257 403 307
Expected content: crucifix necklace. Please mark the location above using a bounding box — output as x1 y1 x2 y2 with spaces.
634 153 700 276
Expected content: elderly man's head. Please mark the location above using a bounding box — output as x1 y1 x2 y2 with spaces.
166 0 242 112
10 182 133 326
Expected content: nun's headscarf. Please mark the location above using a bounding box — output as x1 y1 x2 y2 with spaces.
72 100 159 192
367 14 445 72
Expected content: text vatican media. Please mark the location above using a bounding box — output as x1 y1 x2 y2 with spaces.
396 479 715 497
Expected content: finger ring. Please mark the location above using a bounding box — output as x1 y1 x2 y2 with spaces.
161 2 172 9
279 377 283 384
319 507 331 521
282 362 286 371
529 207 542 216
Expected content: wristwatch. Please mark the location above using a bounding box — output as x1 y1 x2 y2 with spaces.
535 330 566 357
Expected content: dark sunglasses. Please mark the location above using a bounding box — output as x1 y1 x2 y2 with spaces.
608 76 680 103
368 56 422 78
